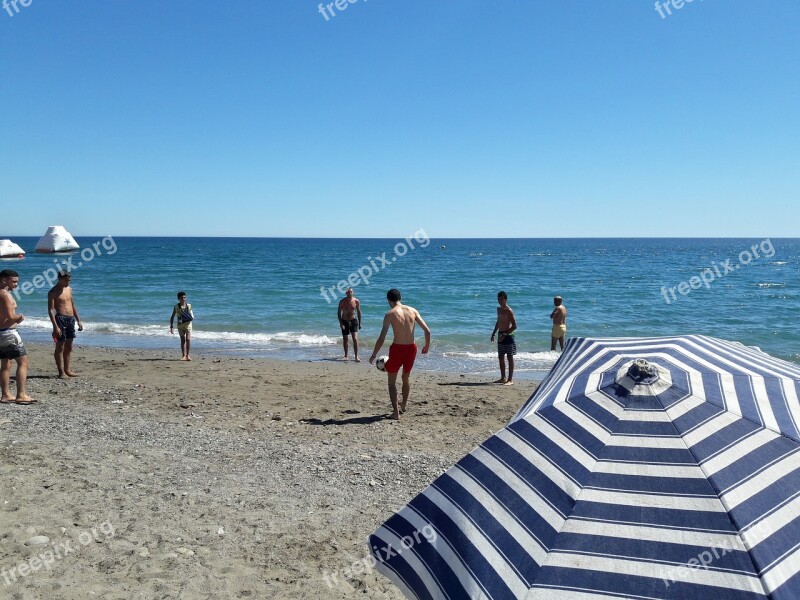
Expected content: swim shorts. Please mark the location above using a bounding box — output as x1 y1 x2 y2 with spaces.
0 329 27 359
384 343 417 374
497 331 517 357
177 322 192 333
340 319 359 335
552 324 567 338
54 315 77 342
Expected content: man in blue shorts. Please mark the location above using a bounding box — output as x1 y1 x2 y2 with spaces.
48 271 83 378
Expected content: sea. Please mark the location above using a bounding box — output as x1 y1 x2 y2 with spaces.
3 237 798 380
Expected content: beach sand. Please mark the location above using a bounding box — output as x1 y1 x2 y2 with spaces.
0 343 535 599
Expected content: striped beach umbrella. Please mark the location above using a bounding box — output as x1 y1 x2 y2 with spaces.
368 336 800 599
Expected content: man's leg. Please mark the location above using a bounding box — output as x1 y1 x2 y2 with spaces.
14 356 31 402
185 330 192 361
0 358 12 401
400 371 411 413
63 338 77 377
494 353 507 383
179 330 187 360
558 335 565 351
54 340 66 377
352 333 359 362
504 355 514 385
387 372 400 420
551 337 557 351
342 333 349 359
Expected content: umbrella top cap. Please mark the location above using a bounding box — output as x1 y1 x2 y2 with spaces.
626 359 659 384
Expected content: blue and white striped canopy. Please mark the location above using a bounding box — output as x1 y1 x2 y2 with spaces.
369 336 800 599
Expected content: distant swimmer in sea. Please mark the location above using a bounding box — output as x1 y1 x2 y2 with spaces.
490 290 517 385
337 287 362 362
169 291 194 361
369 289 431 420
0 269 34 404
550 295 567 351
48 270 83 378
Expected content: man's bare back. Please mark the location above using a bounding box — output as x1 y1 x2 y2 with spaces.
551 304 567 325
385 304 422 344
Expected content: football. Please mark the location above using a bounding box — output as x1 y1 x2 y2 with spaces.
375 356 389 372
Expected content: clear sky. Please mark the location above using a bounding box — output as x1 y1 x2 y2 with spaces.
1 1 798 238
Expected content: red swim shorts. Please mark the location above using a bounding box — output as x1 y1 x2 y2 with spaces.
384 343 418 374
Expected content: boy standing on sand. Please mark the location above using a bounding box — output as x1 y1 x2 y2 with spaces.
490 291 517 385
169 292 194 361
550 295 567 351
0 269 33 404
337 287 362 361
369 289 431 420
48 271 83 378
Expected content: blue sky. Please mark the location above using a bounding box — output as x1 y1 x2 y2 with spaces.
1 1 798 238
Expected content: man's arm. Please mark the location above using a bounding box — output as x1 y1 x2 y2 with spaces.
356 301 362 330
504 309 517 337
491 307 499 341
48 291 61 337
415 311 431 354
169 305 176 331
369 314 392 364
71 296 83 331
337 301 345 324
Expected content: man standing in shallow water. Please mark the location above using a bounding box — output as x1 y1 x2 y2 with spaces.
0 269 33 404
491 291 517 385
369 289 431 420
48 271 83 378
337 287 362 361
169 292 194 361
550 295 567 351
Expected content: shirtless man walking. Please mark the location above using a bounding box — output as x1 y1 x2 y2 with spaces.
48 271 83 378
490 291 517 385
369 289 431 420
0 269 33 404
550 295 567 351
337 288 362 361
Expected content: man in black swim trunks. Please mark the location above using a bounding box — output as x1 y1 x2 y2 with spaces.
48 271 83 379
337 287 362 362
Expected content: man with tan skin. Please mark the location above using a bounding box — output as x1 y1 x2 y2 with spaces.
0 269 33 404
337 287 362 362
169 291 194 361
550 295 567 351
490 290 517 385
369 289 431 420
48 271 83 378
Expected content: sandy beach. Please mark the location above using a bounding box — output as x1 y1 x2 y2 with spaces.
0 343 535 599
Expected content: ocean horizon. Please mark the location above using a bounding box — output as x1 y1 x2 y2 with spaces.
3 236 797 380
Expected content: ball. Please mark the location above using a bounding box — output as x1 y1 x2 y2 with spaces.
376 356 389 372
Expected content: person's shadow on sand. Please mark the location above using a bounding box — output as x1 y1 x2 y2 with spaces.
437 381 495 387
301 415 389 426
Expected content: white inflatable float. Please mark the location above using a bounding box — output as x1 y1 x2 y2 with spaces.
35 225 80 253
0 239 26 259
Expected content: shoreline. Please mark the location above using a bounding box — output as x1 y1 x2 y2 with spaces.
0 343 536 598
